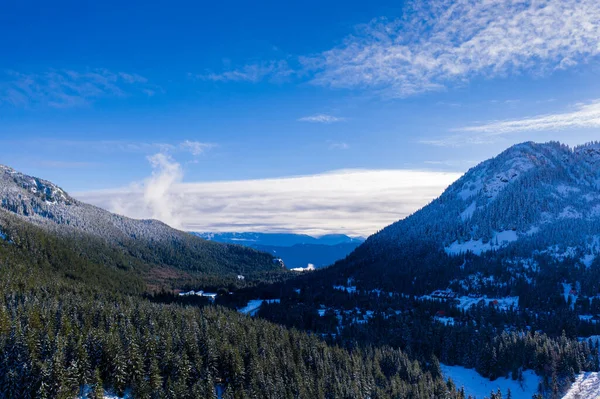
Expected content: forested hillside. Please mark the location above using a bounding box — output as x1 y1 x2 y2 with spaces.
232 142 600 398
0 165 285 289
330 142 600 291
0 221 463 399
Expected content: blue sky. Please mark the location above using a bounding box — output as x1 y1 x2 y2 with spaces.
2 0 600 235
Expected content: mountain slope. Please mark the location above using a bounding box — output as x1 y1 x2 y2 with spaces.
0 165 283 286
332 141 600 292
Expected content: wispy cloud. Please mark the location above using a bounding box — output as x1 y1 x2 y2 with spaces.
298 114 346 123
0 68 158 108
419 135 499 148
36 160 101 169
32 139 214 155
457 100 600 134
327 140 350 150
303 0 600 98
76 160 460 236
424 160 477 168
198 60 294 83
179 140 216 156
420 100 600 147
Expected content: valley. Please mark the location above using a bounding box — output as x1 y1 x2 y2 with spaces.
2 142 600 398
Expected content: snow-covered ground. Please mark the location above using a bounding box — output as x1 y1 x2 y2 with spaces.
441 364 539 399
456 295 519 311
562 283 578 310
77 386 131 398
562 372 600 399
291 263 315 272
333 285 357 293
420 293 519 311
445 230 518 256
238 299 280 316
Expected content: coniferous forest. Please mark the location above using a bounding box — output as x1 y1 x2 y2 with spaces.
2 142 600 399
0 218 464 399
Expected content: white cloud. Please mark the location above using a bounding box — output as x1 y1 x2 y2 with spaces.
199 60 294 83
457 100 600 134
423 100 600 147
327 141 350 150
179 140 216 156
304 0 600 97
298 114 346 123
0 68 158 108
76 161 460 237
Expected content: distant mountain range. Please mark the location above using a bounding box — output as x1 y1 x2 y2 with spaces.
193 232 365 269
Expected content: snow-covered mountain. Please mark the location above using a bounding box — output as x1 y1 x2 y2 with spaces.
0 164 194 242
0 164 278 277
339 142 600 288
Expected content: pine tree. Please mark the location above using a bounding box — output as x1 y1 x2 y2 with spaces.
90 368 104 399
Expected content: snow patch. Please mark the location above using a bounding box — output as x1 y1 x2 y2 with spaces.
456 296 519 311
333 285 357 293
460 201 477 221
77 386 132 398
238 299 280 316
445 230 518 256
562 283 578 310
562 372 600 399
582 254 596 268
458 180 483 201
556 185 581 196
441 364 539 399
291 263 315 272
559 206 583 219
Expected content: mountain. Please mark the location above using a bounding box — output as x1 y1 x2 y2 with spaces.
0 167 459 399
193 232 365 269
194 232 364 246
331 141 600 292
0 164 283 288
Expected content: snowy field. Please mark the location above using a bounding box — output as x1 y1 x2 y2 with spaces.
445 230 518 256
238 299 280 316
441 364 539 399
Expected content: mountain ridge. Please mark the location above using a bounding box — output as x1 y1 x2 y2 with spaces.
193 232 365 269
332 141 600 291
0 164 283 286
